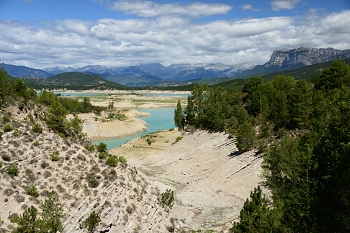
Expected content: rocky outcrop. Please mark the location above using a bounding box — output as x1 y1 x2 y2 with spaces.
265 46 350 67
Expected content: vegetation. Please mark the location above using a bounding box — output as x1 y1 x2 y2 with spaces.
3 124 13 132
32 123 43 133
12 192 64 233
50 151 59 161
27 186 39 197
231 186 280 232
82 210 101 232
178 59 350 232
158 189 174 212
97 142 107 153
106 156 118 167
174 100 184 130
7 163 19 177
23 72 127 90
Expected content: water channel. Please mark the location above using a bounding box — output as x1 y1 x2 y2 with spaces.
92 107 176 150
57 91 187 150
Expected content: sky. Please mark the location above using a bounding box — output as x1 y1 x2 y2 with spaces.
0 0 349 69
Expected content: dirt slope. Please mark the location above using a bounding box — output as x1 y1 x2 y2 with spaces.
111 129 264 232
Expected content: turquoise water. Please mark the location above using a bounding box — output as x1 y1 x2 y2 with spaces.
92 108 175 150
54 92 106 97
144 93 189 98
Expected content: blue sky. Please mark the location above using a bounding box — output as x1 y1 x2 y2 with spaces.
0 0 349 68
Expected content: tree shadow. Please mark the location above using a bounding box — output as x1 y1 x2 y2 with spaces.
228 150 245 158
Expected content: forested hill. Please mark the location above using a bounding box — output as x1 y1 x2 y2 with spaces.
23 72 128 90
174 58 350 232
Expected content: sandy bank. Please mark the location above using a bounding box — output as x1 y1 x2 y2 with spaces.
79 109 150 140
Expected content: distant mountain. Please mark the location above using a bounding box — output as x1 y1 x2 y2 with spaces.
44 62 255 86
23 72 128 90
238 47 350 78
4 46 350 87
1 63 52 78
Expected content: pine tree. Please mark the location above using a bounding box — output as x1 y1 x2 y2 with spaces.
231 186 280 233
236 121 256 151
174 100 184 130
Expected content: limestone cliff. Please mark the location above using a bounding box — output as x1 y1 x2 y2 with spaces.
265 46 350 67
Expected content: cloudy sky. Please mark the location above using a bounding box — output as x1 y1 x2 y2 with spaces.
0 0 349 69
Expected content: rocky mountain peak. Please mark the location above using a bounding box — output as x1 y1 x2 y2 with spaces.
265 46 350 67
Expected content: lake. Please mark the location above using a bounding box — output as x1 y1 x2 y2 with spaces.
92 107 176 150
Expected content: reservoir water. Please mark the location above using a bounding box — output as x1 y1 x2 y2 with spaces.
54 91 186 150
92 107 176 150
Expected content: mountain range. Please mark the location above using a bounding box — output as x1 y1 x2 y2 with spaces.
2 46 350 87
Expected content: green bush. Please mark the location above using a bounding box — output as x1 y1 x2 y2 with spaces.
7 164 19 177
13 128 22 137
158 189 174 211
32 123 43 133
85 144 95 152
33 141 40 147
3 124 13 132
50 151 59 161
2 115 10 122
175 136 183 143
82 210 100 231
98 152 107 159
97 142 107 153
27 186 39 197
118 156 127 166
0 161 2 168
146 138 152 145
106 156 118 167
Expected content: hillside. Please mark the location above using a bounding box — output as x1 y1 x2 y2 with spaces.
23 72 128 90
0 99 171 232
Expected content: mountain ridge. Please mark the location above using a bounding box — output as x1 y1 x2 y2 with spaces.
2 46 350 86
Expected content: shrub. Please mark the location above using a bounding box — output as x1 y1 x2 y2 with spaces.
27 186 39 197
85 144 95 152
2 115 10 122
50 151 59 161
106 156 118 167
2 154 11 161
82 210 100 232
32 123 43 133
158 189 174 211
175 136 183 143
41 161 50 169
3 124 13 132
33 141 40 147
97 142 107 153
7 163 19 177
86 173 100 188
13 128 22 137
126 204 135 214
146 138 152 145
118 156 127 166
0 161 2 168
98 152 107 159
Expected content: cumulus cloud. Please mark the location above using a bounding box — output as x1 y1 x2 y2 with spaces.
110 0 232 17
0 10 349 68
272 0 301 11
242 4 261 11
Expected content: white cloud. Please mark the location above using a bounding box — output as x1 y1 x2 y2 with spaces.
242 4 261 11
272 0 301 11
0 10 349 69
110 1 232 17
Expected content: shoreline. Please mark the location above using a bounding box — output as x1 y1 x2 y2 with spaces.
79 109 150 141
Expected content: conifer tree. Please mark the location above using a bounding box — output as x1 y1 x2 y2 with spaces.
174 100 184 130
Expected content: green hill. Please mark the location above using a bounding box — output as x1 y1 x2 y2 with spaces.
23 72 128 90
